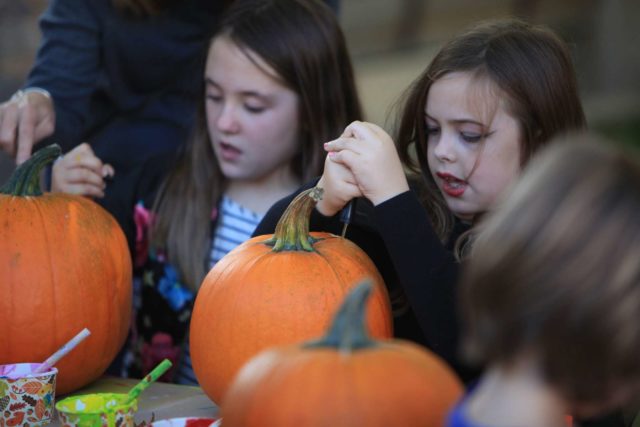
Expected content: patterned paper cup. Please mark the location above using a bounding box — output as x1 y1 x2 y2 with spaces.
0 362 57 426
56 393 138 427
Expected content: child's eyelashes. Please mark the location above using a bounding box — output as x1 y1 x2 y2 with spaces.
205 95 266 114
462 130 495 143
425 126 484 143
426 126 440 136
206 94 222 103
244 104 266 114
461 132 483 143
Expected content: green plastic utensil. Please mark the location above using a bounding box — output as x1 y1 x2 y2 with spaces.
125 359 173 404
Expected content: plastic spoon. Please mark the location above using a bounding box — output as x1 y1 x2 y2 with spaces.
124 359 173 404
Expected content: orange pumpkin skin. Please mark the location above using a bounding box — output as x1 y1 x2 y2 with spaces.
0 146 132 394
190 232 393 404
221 284 463 427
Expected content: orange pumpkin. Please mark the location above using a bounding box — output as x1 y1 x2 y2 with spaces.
221 282 464 427
190 188 393 404
0 145 132 394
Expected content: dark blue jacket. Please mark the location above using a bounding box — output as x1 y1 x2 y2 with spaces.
27 0 226 172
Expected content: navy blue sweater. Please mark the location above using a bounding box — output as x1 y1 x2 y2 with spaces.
27 0 225 172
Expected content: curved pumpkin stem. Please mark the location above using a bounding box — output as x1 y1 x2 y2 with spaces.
264 187 324 252
0 144 61 197
304 281 378 352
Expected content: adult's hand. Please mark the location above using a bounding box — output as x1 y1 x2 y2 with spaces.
0 90 55 164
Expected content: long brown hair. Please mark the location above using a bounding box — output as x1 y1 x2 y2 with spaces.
395 19 586 243
461 134 640 403
152 0 362 290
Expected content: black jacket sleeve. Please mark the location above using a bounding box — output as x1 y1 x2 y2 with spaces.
372 191 478 380
27 0 102 150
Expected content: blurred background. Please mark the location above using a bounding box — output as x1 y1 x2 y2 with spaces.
1 0 639 182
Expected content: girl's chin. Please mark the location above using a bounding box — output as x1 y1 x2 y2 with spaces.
218 165 247 180
444 198 487 224
447 205 475 223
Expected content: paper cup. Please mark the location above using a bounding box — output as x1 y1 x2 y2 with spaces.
151 418 221 427
0 362 57 426
55 392 138 427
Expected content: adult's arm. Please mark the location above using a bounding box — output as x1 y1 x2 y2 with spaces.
26 0 102 151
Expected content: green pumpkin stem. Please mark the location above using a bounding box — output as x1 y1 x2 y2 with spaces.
0 144 61 196
264 187 323 252
304 281 378 352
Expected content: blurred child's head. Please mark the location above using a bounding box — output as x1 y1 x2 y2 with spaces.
396 19 585 235
201 0 362 185
461 133 640 416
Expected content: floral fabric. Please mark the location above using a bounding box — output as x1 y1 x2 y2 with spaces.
120 201 215 381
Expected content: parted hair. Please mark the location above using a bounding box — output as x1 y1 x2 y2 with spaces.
395 18 586 243
461 133 640 403
151 0 362 290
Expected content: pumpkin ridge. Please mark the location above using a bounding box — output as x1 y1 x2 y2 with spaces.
5 230 16 359
317 246 353 302
32 197 59 358
210 240 255 284
315 242 392 332
99 205 118 369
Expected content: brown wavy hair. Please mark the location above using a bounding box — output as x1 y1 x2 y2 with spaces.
394 19 586 245
461 133 640 403
151 0 362 290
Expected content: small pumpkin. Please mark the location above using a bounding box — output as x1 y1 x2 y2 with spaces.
221 281 464 427
190 188 393 404
0 145 132 394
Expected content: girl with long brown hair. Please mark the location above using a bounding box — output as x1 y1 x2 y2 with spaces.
138 0 360 384
52 0 360 384
255 18 586 382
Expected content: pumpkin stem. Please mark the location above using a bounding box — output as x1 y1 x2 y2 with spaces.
0 144 62 196
264 187 323 252
304 281 378 352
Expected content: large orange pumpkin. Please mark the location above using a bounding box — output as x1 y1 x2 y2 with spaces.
0 145 132 394
190 188 393 404
221 282 464 427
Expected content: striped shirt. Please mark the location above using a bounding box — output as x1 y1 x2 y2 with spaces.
175 196 263 385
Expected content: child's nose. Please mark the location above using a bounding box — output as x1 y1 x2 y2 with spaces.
216 105 240 133
433 133 456 162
